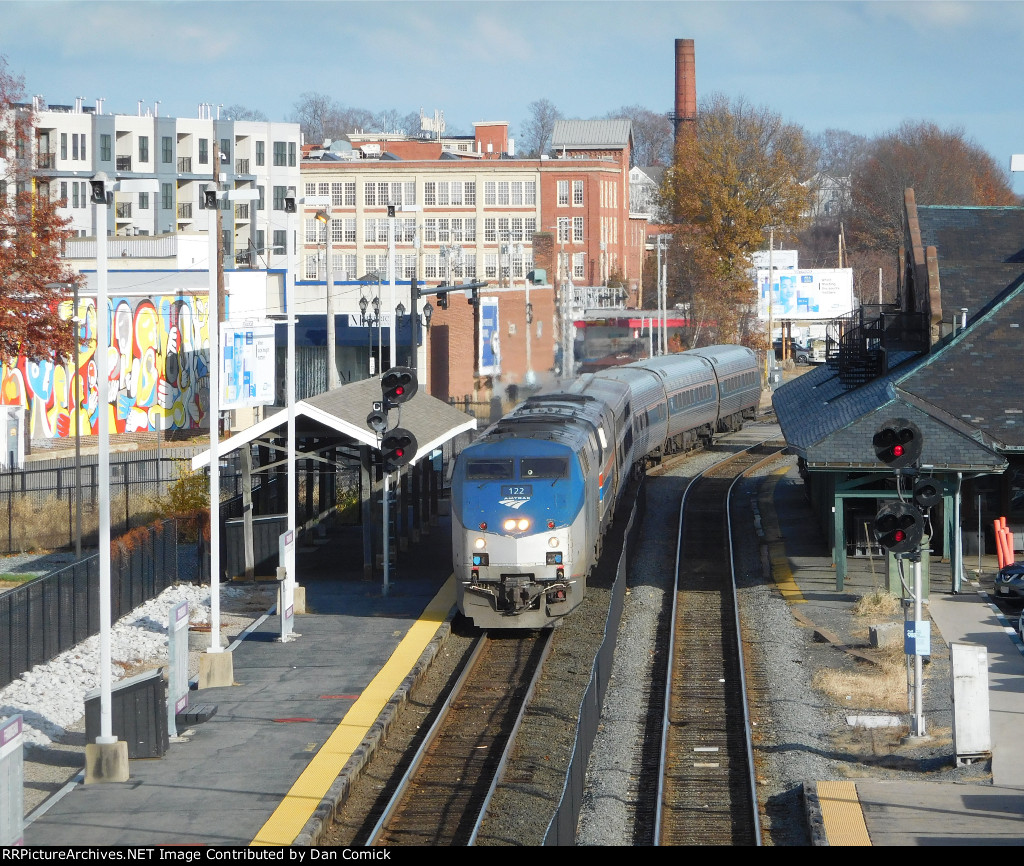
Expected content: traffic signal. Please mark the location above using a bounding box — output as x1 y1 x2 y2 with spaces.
284 187 297 214
913 476 943 510
435 292 448 310
381 366 417 407
872 418 922 469
381 428 417 472
872 500 924 554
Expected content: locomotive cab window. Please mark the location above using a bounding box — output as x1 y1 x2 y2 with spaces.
520 457 569 479
467 459 514 480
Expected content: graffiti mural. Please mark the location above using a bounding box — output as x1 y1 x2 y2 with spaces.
0 294 211 439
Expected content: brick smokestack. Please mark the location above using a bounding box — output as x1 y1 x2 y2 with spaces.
674 38 696 144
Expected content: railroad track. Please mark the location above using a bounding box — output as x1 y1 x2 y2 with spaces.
654 438 786 846
364 629 553 846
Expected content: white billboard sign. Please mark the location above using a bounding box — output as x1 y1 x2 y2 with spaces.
220 319 276 409
756 268 854 320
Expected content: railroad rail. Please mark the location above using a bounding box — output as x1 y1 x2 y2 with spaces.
654 438 786 846
364 629 554 846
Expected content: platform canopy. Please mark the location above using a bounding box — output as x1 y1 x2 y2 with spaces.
192 377 477 471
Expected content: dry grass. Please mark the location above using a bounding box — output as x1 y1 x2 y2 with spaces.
853 588 902 618
813 644 909 713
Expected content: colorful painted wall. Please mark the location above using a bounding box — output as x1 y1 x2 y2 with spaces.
0 293 211 440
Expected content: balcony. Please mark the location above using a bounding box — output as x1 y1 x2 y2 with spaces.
177 156 193 174
115 202 132 220
234 203 250 220
235 158 250 175
36 151 56 169
825 305 929 389
177 202 193 220
116 156 132 172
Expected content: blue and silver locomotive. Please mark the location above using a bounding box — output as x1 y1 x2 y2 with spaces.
451 345 761 629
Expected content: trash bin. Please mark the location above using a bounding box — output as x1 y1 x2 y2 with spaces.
85 668 168 759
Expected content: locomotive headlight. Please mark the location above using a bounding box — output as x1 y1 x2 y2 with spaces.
517 517 530 531
548 536 559 548
503 518 517 531
474 537 486 550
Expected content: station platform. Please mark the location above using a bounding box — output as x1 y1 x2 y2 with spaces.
22 519 458 847
766 461 1024 846
18 457 1024 847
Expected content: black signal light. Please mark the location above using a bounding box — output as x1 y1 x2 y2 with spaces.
381 366 417 408
873 500 924 554
873 418 922 469
381 427 417 472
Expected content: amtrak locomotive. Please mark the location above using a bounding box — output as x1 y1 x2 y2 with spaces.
450 345 761 629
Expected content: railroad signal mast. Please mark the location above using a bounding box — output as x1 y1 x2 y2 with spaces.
366 366 420 597
870 416 929 738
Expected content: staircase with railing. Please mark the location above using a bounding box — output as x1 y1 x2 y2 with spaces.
825 304 928 389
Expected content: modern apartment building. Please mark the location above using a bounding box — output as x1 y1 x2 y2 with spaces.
15 97 301 269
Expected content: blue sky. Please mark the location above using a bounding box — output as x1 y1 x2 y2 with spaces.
4 0 1024 191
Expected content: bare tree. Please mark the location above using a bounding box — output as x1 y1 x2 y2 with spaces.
374 108 412 135
607 105 673 166
336 106 376 136
223 104 268 122
520 99 562 158
290 91 345 145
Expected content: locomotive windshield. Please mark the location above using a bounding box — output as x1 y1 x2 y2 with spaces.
520 457 569 479
466 459 514 480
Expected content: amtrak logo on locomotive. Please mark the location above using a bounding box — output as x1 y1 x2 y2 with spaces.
499 484 532 509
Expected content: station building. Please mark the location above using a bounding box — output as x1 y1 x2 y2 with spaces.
774 189 1024 588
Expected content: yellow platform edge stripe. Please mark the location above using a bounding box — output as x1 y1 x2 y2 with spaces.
817 780 871 846
762 465 806 604
251 575 457 846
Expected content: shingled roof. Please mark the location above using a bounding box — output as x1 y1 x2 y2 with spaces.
773 192 1024 468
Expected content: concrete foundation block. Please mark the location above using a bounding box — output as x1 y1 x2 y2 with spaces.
84 740 129 784
198 649 234 689
869 621 903 649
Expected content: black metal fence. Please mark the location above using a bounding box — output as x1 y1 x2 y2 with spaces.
0 518 189 690
0 449 244 554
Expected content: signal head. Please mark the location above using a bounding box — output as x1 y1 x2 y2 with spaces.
913 476 943 510
381 427 417 472
872 500 924 554
872 418 922 469
381 366 418 407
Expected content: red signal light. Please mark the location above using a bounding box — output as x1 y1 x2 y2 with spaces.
893 529 906 543
892 444 904 457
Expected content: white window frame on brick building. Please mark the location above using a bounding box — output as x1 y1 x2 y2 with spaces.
573 252 585 279
558 180 570 206
558 217 571 243
573 217 584 243
573 180 584 206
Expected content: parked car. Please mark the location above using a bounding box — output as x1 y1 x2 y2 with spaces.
994 562 1024 603
774 338 810 363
